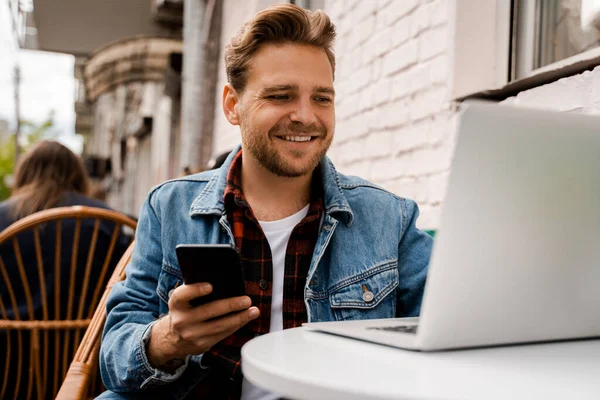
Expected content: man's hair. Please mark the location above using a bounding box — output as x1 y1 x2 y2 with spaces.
10 140 90 219
224 3 336 93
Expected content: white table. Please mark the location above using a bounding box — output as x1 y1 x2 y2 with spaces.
241 327 600 400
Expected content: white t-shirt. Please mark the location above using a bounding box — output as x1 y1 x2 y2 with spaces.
240 204 310 400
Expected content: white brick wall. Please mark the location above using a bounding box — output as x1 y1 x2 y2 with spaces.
325 0 455 229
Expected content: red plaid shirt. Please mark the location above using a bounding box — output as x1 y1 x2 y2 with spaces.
191 150 323 399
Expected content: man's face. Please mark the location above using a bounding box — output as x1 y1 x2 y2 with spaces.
235 43 335 178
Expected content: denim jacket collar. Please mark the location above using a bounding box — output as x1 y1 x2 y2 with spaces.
189 145 354 225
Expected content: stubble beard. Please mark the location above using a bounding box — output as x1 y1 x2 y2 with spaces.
241 119 333 178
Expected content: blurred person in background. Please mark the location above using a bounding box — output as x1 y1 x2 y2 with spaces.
0 140 131 398
0 139 132 316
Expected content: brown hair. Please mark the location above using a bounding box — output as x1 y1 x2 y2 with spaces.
10 140 90 219
224 3 336 93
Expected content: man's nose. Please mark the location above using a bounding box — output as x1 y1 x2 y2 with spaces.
289 98 316 126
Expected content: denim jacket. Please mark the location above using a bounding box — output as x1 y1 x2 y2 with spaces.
99 147 433 398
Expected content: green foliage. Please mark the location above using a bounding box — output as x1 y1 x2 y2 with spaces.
0 112 58 201
0 135 16 200
20 112 59 144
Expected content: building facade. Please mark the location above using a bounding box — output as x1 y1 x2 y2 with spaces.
26 0 183 215
83 37 183 216
58 0 600 226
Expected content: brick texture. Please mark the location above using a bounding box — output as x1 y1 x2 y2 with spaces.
325 0 455 229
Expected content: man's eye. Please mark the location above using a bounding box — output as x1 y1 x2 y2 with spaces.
267 95 289 101
315 97 332 103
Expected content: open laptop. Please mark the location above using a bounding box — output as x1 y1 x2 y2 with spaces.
303 101 600 351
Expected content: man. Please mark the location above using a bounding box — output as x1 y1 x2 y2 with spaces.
99 4 432 399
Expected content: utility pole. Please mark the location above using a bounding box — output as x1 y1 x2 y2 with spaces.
179 0 218 172
14 64 21 163
179 0 207 173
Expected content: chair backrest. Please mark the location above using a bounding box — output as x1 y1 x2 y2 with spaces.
56 241 134 400
0 206 136 400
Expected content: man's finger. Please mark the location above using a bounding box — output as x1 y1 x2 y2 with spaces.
169 282 213 308
192 296 252 322
175 307 260 355
201 306 260 339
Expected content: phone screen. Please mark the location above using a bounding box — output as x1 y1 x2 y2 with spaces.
175 244 246 307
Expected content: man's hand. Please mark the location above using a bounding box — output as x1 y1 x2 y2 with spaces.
146 282 259 372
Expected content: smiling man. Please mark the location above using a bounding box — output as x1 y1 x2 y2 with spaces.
99 4 432 400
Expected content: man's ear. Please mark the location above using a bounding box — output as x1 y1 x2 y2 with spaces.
222 83 240 126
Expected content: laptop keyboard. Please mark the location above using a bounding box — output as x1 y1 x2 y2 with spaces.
366 325 418 334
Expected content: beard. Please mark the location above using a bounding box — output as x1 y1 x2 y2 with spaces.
240 119 333 178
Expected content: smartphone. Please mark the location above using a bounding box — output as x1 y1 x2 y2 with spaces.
175 244 246 307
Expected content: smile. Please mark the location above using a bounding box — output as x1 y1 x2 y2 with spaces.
278 136 316 142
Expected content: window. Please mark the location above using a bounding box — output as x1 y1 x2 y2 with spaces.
513 0 600 80
451 0 600 99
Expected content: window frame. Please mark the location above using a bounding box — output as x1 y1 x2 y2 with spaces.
512 0 600 81
452 0 600 101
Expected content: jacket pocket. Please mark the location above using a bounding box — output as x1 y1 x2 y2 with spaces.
329 260 399 321
157 264 184 314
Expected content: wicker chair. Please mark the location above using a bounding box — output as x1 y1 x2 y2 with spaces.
55 241 134 400
0 206 136 400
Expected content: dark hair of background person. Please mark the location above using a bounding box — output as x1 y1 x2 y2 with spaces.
10 140 90 220
210 151 231 170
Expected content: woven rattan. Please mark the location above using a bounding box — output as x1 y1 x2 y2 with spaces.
0 206 136 400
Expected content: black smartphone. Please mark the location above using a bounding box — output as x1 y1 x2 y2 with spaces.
175 244 245 307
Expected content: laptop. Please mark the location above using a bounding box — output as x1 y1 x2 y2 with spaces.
303 101 600 351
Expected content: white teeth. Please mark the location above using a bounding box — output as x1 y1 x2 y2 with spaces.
283 136 311 142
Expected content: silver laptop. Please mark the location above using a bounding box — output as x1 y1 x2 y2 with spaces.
303 101 600 351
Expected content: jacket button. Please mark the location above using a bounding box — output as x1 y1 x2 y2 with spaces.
362 291 374 302
258 279 268 290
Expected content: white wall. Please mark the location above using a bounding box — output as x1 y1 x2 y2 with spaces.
324 0 455 229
